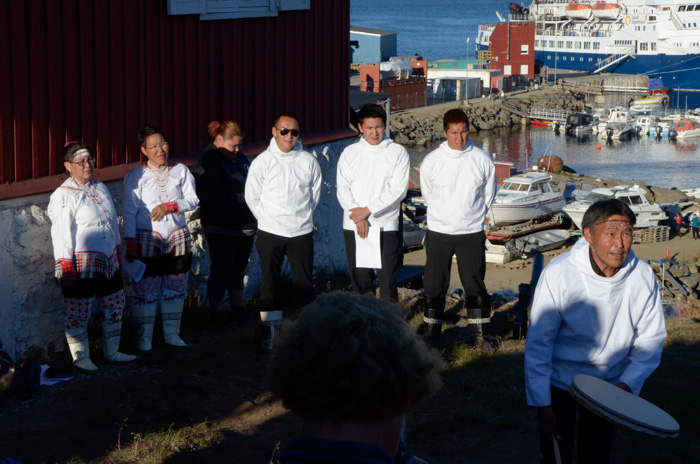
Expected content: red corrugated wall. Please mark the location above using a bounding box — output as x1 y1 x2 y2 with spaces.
0 0 351 200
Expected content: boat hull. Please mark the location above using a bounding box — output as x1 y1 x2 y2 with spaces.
490 197 567 226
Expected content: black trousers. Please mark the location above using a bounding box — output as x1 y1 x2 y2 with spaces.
255 230 315 311
539 386 616 464
204 232 255 301
423 230 488 300
343 229 400 300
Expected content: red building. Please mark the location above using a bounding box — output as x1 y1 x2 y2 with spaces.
488 22 535 80
0 0 353 200
360 57 428 111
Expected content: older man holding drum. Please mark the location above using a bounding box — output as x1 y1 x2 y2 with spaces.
525 199 667 464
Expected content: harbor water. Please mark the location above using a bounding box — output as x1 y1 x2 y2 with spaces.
408 126 700 190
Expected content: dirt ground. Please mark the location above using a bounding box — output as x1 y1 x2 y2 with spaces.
1 231 698 464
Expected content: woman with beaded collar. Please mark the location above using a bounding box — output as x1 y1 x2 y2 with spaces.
123 127 199 352
47 142 137 374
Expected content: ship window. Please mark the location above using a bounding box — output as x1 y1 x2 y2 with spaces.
584 42 591 49
679 5 686 11
550 40 555 47
649 15 656 20
688 5 695 10
575 41 582 49
558 40 564 47
652 43 657 50
580 57 584 61
563 56 567 60
589 57 593 61
629 196 644 205
566 41 572 48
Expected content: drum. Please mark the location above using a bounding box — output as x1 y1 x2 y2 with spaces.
570 373 680 438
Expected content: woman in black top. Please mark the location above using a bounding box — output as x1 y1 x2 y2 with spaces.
193 120 256 322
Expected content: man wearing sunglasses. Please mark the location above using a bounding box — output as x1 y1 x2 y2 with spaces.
245 112 322 350
337 103 410 300
525 199 666 464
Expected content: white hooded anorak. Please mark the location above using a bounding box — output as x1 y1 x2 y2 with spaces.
420 140 496 235
336 136 409 232
245 138 322 238
524 238 666 407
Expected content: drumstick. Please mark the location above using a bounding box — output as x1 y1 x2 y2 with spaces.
552 436 562 464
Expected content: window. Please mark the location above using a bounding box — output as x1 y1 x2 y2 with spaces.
575 41 582 49
593 42 601 49
521 64 529 74
580 57 584 61
563 56 567 60
549 40 555 47
679 5 686 11
521 44 529 54
566 40 573 48
584 41 591 49
557 40 564 48
167 0 310 19
589 57 593 61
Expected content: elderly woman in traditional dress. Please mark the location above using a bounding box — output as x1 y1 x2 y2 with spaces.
123 126 199 351
48 142 137 374
192 120 256 322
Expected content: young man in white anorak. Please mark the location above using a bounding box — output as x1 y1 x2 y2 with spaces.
245 113 322 349
419 109 496 342
525 199 666 464
337 104 410 300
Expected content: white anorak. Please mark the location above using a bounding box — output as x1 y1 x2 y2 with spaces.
337 136 410 232
123 162 199 256
420 140 496 234
525 238 666 407
48 178 121 278
245 138 322 238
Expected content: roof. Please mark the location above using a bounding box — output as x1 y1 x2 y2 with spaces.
504 172 552 184
350 26 397 36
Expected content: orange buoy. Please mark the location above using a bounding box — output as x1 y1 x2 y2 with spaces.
596 144 601 150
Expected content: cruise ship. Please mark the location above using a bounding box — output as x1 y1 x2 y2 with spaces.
476 0 700 90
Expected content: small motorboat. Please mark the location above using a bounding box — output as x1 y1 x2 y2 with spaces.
489 172 566 226
563 185 665 229
597 108 636 140
631 95 669 108
565 112 600 137
514 229 571 254
635 116 657 136
669 119 700 139
650 121 671 138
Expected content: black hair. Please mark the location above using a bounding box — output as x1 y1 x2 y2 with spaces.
582 198 636 230
137 126 166 147
443 109 469 131
273 112 298 127
357 103 387 126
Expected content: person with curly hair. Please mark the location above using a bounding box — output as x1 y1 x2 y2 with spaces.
270 292 442 463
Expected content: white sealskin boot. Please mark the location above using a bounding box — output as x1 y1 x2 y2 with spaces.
131 304 157 352
260 310 283 351
65 327 98 374
161 300 187 347
101 320 137 362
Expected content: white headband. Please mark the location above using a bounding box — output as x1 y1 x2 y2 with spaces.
72 149 90 160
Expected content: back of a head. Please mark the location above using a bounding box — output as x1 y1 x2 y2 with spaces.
270 293 442 422
581 198 636 230
357 104 387 127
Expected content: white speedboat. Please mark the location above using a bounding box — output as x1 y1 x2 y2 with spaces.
597 108 636 140
563 185 665 229
635 115 657 136
489 172 566 226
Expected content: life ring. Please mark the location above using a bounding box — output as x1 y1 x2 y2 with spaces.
625 16 631 25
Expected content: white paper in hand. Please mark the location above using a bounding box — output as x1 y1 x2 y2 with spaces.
355 226 382 269
121 259 147 282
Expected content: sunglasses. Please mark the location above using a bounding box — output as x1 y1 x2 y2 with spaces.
278 128 299 137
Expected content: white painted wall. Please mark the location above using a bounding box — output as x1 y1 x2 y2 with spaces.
0 137 354 360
